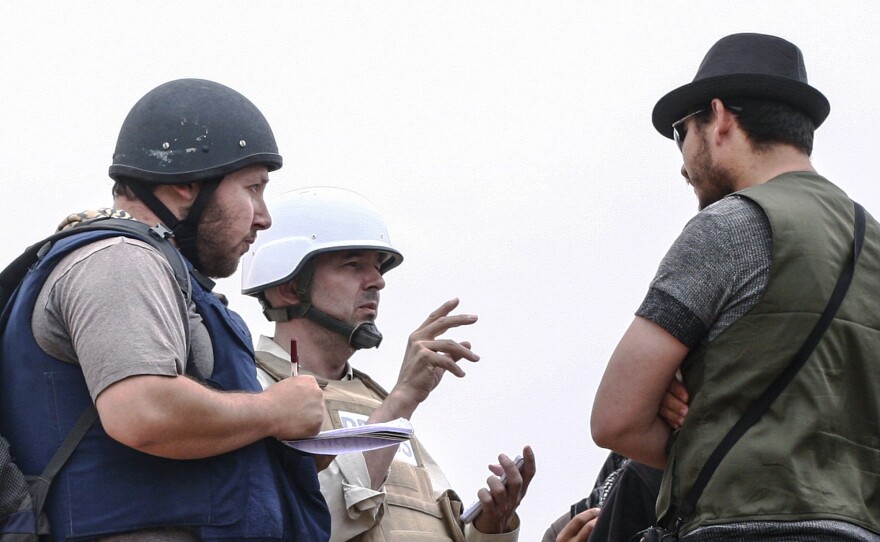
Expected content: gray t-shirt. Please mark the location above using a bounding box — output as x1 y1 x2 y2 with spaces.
637 195 771 347
31 236 213 541
33 236 213 400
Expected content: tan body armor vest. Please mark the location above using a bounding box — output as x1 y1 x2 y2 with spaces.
318 370 465 542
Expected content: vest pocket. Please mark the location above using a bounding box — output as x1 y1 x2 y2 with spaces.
383 492 455 542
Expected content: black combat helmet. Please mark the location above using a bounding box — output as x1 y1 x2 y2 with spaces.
109 78 281 183
108 79 282 274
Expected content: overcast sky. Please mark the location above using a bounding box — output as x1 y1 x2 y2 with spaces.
2 2 878 539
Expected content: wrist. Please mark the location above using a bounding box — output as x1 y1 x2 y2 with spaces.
383 388 419 420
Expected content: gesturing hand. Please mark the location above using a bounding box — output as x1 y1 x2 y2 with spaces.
389 298 479 411
472 445 536 534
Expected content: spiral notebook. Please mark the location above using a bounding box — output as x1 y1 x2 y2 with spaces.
282 417 413 454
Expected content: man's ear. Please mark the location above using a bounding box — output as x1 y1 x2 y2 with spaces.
167 183 200 204
710 98 738 144
153 183 200 220
275 280 304 305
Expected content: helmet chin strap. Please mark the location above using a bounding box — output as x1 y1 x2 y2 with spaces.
258 257 382 350
260 299 383 350
304 307 383 350
127 179 220 272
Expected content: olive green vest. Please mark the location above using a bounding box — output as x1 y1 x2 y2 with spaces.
657 172 880 536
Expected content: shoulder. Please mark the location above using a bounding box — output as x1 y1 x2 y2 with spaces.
39 235 185 321
683 196 767 237
671 196 771 264
353 369 390 397
49 236 177 290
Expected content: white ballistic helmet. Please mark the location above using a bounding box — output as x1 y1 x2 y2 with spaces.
241 186 403 296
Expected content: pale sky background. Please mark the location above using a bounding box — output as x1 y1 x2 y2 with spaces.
2 2 879 540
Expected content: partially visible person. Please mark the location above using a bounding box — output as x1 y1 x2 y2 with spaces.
592 33 880 540
544 383 687 542
541 453 623 542
241 186 535 541
0 79 330 541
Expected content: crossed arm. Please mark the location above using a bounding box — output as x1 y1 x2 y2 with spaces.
590 316 689 469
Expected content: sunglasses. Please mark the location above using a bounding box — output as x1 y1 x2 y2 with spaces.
672 104 743 151
671 109 705 151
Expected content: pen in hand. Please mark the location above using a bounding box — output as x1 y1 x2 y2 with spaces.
291 338 299 377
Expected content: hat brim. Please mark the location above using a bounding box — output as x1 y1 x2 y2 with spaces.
652 73 830 138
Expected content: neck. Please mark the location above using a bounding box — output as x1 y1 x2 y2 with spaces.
273 320 354 380
733 144 817 191
113 189 188 230
113 195 165 226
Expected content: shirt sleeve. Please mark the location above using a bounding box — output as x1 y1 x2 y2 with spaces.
36 237 190 400
636 196 771 348
318 452 387 542
465 517 520 541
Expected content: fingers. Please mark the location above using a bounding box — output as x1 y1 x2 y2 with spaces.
413 298 478 341
421 338 480 363
660 379 689 429
405 300 480 380
668 378 689 402
417 298 461 329
473 447 534 534
268 375 326 439
312 453 336 472
519 445 536 495
555 508 600 542
660 400 686 429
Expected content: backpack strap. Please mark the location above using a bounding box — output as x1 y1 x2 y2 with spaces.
0 218 190 315
27 406 99 519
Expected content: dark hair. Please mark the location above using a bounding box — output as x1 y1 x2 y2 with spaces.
694 98 815 156
112 178 156 199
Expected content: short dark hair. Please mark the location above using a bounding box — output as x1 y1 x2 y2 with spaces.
695 98 816 156
112 178 156 199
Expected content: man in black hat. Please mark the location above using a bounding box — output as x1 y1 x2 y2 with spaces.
591 33 880 540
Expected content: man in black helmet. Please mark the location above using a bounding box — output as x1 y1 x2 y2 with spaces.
592 34 880 540
0 79 330 541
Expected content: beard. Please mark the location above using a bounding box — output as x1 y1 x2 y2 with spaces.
196 197 247 278
689 132 738 210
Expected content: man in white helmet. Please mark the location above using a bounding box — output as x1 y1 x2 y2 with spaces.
242 187 535 542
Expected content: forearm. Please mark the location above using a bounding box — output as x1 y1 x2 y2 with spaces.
592 382 674 469
592 317 687 469
362 388 419 489
96 374 289 459
594 413 671 470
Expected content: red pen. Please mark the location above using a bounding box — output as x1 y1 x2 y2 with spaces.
290 338 299 377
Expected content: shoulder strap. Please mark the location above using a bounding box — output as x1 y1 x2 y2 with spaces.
27 406 99 518
670 201 866 530
0 218 190 330
352 368 390 399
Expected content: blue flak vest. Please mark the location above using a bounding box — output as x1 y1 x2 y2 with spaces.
0 230 330 541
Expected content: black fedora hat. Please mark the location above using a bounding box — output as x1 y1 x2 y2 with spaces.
652 33 830 138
